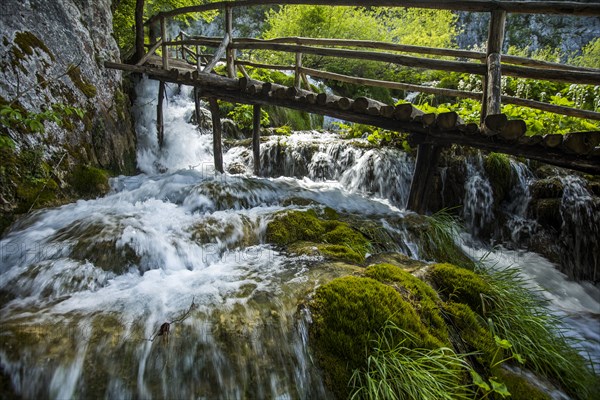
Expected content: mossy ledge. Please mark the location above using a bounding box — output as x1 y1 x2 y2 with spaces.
69 165 110 198
309 261 597 399
67 65 97 98
266 209 370 263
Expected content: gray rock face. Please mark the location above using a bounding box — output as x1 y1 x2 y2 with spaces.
0 0 136 172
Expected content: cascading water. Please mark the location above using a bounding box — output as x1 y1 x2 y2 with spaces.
1 77 598 399
462 155 495 236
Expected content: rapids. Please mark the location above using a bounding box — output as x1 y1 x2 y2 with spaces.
0 78 598 399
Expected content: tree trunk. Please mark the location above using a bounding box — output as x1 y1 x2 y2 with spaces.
133 0 145 63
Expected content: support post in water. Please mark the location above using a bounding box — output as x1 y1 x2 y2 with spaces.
406 144 442 214
480 10 506 123
209 97 224 173
253 104 261 175
157 81 165 149
194 87 203 129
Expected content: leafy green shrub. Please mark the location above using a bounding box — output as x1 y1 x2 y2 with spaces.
227 104 269 133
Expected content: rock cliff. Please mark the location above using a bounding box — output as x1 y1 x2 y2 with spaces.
0 0 136 233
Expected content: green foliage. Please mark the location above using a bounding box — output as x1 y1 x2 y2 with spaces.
0 103 85 134
349 321 472 400
266 209 370 263
572 37 600 69
227 104 269 132
310 275 442 398
477 266 599 400
113 0 219 57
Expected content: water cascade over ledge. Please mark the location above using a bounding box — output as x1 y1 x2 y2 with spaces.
0 78 598 399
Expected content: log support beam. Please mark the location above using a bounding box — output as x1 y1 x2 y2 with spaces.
406 144 442 214
481 10 506 124
252 104 261 175
208 97 224 173
157 81 165 148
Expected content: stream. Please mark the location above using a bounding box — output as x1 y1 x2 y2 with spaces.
0 79 598 399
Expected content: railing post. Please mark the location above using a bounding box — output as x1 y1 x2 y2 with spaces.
481 10 506 123
225 6 235 78
160 16 169 70
196 44 201 71
179 32 185 60
294 52 302 90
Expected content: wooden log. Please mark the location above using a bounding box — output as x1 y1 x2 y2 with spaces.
147 1 600 26
194 86 203 128
337 97 353 111
208 97 223 173
253 104 261 175
486 52 503 115
301 73 311 91
225 6 235 78
353 97 387 113
543 133 563 148
562 131 600 155
393 103 424 121
160 17 169 70
406 144 442 214
316 92 329 106
136 39 163 66
380 105 395 118
157 80 165 148
435 111 461 131
414 113 436 127
458 123 480 135
498 119 527 141
204 32 230 74
273 87 288 99
482 113 508 136
260 82 272 96
294 52 302 89
518 135 543 146
237 63 250 80
481 10 506 123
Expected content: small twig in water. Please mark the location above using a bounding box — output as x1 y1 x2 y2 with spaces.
145 297 196 344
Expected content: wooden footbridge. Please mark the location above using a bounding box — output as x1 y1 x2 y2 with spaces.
106 0 600 213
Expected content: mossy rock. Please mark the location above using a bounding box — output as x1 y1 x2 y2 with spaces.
442 301 495 367
67 65 97 98
494 368 551 400
427 263 491 313
365 263 449 344
13 31 54 61
69 165 110 198
266 209 370 263
15 177 60 212
484 152 513 205
309 275 443 398
366 252 427 271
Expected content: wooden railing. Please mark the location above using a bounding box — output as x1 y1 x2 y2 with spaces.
140 0 600 125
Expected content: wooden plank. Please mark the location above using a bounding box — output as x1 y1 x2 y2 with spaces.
208 97 224 173
157 81 165 148
253 104 261 175
406 144 442 214
204 33 230 74
147 1 600 25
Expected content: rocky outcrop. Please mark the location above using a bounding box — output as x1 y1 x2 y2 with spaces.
0 0 137 233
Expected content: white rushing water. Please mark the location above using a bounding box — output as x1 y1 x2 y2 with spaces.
0 77 598 399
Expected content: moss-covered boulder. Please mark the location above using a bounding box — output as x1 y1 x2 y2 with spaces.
309 275 443 398
69 165 110 198
426 263 491 313
365 263 449 344
484 152 513 206
266 209 370 263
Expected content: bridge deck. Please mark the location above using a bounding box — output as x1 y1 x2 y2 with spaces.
108 58 599 175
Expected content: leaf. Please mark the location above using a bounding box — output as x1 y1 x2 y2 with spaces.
513 353 526 364
490 378 511 398
469 370 490 391
494 336 513 349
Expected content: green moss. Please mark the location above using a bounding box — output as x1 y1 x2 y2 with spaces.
427 263 492 313
13 31 55 61
266 210 370 263
67 65 97 98
484 152 513 205
494 368 551 400
16 178 59 211
365 263 449 344
310 275 443 398
442 301 495 367
70 165 110 198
